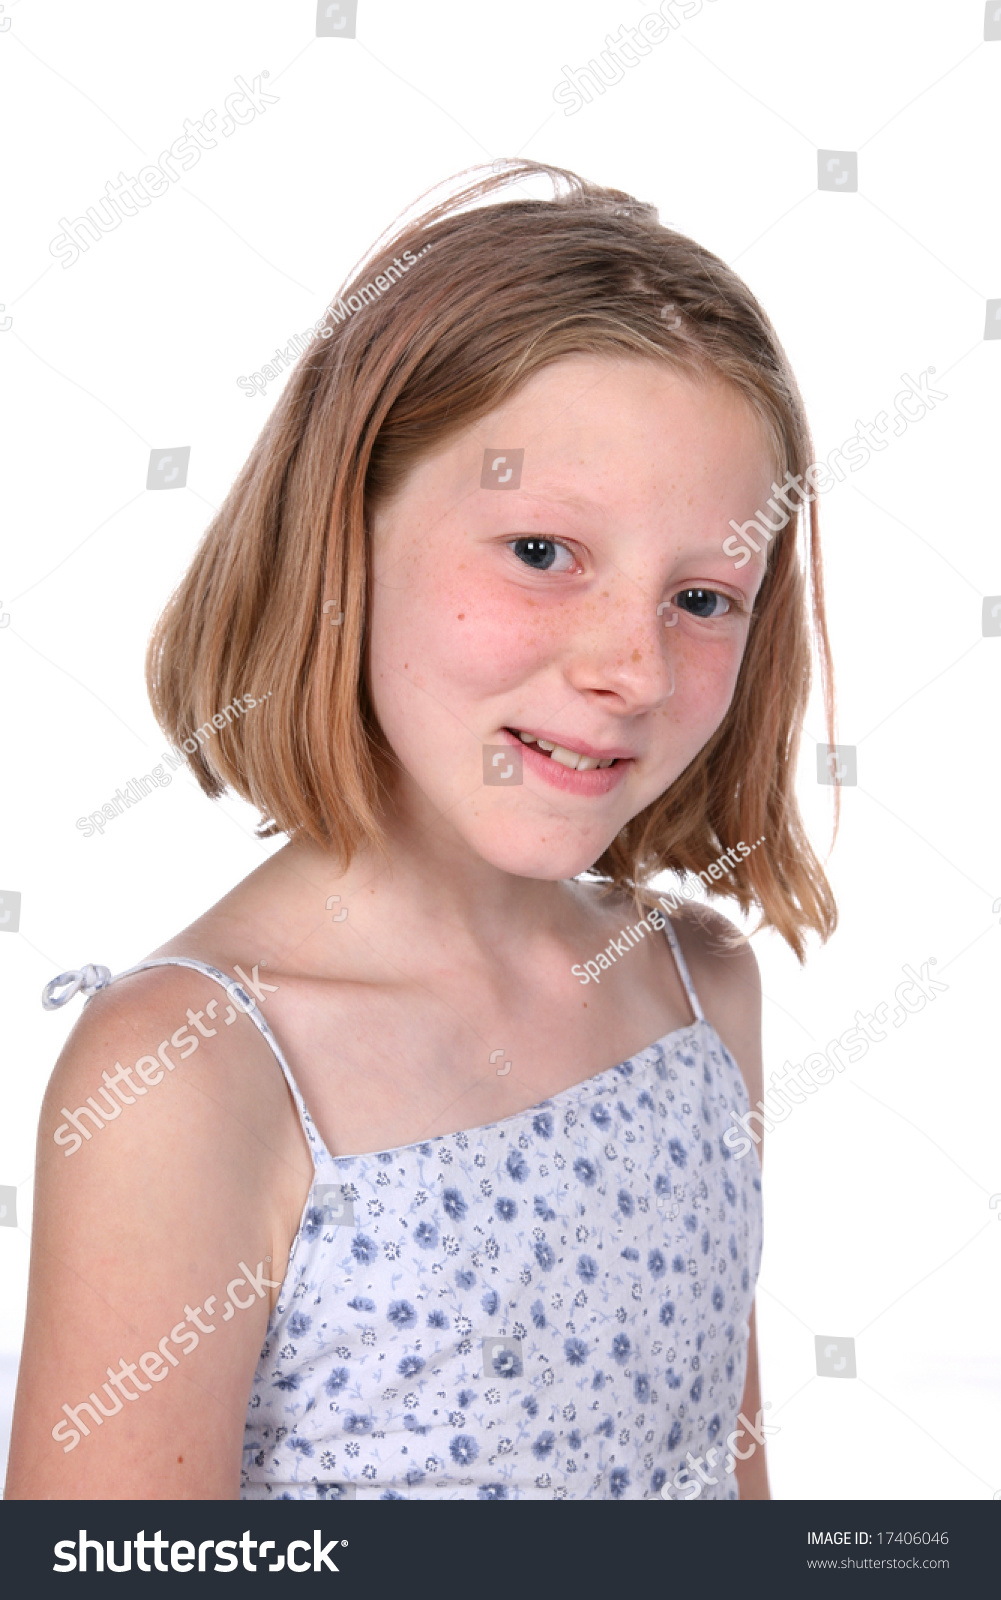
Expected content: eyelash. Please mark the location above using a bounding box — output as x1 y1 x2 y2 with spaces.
508 539 742 619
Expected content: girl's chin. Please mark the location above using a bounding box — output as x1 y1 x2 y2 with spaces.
459 820 613 883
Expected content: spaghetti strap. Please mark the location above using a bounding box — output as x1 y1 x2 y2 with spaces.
40 956 325 1167
662 916 704 1023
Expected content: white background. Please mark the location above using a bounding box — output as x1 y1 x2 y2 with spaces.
1 0 999 1500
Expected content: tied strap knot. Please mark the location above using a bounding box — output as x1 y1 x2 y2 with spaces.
41 964 112 1010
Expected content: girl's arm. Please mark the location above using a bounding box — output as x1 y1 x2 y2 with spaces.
734 1301 770 1499
4 966 311 1499
674 905 770 1500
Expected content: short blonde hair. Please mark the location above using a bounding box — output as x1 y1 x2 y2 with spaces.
146 160 838 962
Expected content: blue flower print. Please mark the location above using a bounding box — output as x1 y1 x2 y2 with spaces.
387 1300 417 1329
235 974 762 1502
342 1413 372 1434
300 1207 328 1243
489 1342 523 1380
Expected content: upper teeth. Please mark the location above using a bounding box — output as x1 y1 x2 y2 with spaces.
516 732 614 770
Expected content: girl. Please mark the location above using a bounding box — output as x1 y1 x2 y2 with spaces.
7 161 836 1502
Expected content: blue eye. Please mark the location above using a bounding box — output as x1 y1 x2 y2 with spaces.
674 588 732 619
510 538 578 572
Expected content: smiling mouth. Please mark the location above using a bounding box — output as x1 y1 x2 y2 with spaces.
507 730 620 771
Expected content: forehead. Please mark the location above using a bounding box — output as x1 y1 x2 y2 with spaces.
399 354 780 527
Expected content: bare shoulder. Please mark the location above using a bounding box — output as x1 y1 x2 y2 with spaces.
668 903 764 1109
43 961 305 1176
6 961 311 1498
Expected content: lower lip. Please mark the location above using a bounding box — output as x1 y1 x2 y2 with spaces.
500 731 633 796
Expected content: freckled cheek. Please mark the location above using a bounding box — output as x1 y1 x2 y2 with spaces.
671 637 745 727
376 573 550 692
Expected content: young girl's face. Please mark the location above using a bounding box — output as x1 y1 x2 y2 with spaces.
366 354 775 881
